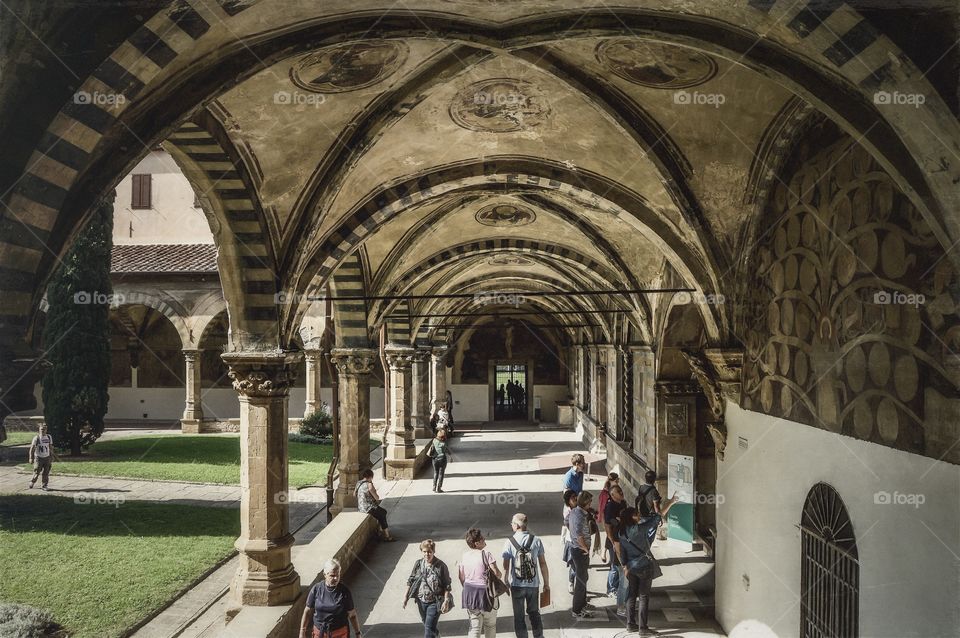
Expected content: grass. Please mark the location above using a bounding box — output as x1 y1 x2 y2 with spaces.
18 435 382 488
1 431 35 447
0 495 238 637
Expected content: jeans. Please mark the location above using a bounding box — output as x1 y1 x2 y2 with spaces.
31 457 51 487
466 608 497 638
570 546 589 613
510 586 543 638
625 570 653 629
607 552 620 594
416 599 441 638
433 458 447 490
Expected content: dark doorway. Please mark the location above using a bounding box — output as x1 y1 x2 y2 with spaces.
493 363 528 420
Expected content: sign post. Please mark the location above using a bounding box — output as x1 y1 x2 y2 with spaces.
667 453 695 548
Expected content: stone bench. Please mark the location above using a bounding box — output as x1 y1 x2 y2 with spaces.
222 511 378 637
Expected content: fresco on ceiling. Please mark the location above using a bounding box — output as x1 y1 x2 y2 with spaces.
291 41 408 93
596 39 717 89
475 203 536 227
487 255 532 266
741 134 960 464
450 79 550 132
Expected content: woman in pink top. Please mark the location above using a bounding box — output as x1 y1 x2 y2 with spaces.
458 528 503 638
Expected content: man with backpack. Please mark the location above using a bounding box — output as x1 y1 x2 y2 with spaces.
636 470 664 543
502 512 550 638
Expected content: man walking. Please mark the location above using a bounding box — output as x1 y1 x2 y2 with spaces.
28 424 56 491
567 491 594 618
562 453 586 494
502 513 550 638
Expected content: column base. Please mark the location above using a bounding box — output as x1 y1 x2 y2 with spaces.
333 482 359 513
385 457 420 480
230 541 300 606
180 418 202 434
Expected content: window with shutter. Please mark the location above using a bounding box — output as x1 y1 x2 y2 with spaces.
131 174 152 209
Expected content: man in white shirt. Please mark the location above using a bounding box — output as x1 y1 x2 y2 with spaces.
28 424 56 491
502 513 550 638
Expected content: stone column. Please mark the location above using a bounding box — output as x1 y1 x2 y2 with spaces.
385 346 417 479
430 345 448 414
574 345 585 409
221 350 301 606
330 348 377 513
181 349 203 433
599 344 619 438
411 349 431 439
630 345 656 463
303 349 323 418
588 346 600 420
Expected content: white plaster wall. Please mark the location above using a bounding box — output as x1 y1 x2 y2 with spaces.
449 384 489 421
533 385 569 422
113 150 214 245
717 402 960 638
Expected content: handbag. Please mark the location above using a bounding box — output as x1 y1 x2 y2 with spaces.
484 553 509 610
426 440 437 458
623 535 662 580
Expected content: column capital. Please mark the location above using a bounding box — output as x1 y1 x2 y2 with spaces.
431 344 449 358
182 348 201 361
411 348 431 362
628 343 654 355
385 345 416 369
221 351 302 398
330 347 378 376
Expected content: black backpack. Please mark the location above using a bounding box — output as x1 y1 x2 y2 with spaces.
509 534 537 581
636 485 657 517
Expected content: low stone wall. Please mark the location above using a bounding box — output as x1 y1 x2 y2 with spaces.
604 436 651 499
384 438 433 480
224 512 378 638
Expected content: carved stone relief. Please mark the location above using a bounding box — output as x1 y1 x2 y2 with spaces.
596 39 717 89
291 42 408 93
450 79 550 132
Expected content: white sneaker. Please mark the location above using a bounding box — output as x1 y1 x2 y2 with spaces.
571 609 594 619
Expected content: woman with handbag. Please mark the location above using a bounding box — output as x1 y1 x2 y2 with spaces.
615 500 677 634
458 528 505 638
403 540 454 638
356 468 397 542
428 429 450 492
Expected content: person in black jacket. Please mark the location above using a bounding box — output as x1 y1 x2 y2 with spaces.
403 539 453 638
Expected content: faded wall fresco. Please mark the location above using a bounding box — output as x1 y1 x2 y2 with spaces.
742 133 960 463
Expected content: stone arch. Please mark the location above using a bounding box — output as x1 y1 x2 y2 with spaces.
112 290 190 351
328 252 370 348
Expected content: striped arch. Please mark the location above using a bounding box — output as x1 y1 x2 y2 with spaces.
385 300 412 346
328 253 369 348
110 288 192 350
164 113 281 350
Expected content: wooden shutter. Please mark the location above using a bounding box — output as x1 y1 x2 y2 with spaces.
131 174 152 209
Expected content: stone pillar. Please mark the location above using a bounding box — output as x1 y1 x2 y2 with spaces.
599 344 619 438
589 346 600 420
221 351 301 606
630 345 656 464
574 345 585 409
411 349 431 439
385 346 417 479
430 345 448 414
181 349 203 433
303 349 323 418
329 348 377 513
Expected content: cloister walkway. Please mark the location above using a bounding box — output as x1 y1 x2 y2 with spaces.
344 423 725 637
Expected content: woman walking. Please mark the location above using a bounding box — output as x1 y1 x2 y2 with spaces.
355 468 396 541
459 528 503 638
298 558 363 638
430 428 450 492
403 539 453 638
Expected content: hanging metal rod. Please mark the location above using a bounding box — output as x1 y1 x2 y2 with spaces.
309 287 693 302
429 323 592 329
410 308 633 318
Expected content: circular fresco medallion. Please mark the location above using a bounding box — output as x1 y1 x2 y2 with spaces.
596 39 717 89
291 41 408 93
487 255 532 266
475 203 536 227
450 79 550 133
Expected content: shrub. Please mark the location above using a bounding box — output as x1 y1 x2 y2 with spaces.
288 432 329 445
0 603 62 637
300 404 333 439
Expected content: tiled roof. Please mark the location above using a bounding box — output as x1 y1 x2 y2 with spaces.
111 244 218 273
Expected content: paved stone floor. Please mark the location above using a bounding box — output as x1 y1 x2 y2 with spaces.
343 423 725 638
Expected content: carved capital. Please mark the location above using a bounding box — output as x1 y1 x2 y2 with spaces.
385 346 416 369
704 348 744 406
182 349 201 363
655 380 701 396
221 351 302 398
707 422 728 461
330 348 377 377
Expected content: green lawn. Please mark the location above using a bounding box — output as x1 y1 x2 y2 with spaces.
20 435 339 488
1 431 35 447
0 495 238 637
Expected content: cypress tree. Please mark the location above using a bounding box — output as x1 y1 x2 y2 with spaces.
42 198 113 455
